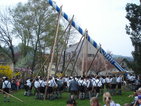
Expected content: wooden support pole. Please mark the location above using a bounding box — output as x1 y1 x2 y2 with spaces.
58 15 74 42
70 36 85 76
34 55 49 79
55 15 74 75
85 31 88 76
64 35 84 74
0 89 23 102
81 30 88 76
44 6 62 100
86 44 101 75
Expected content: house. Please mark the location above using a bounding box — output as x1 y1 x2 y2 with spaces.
59 39 111 76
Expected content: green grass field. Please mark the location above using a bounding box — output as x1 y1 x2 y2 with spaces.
0 90 134 106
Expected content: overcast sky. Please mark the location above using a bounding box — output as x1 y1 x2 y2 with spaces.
0 0 140 57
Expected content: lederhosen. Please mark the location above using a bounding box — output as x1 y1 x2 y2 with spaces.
63 81 67 89
29 82 33 91
105 78 110 89
111 78 116 89
95 80 100 93
3 81 10 94
92 79 96 93
111 83 116 89
47 81 53 94
24 85 29 91
87 80 92 91
57 80 63 92
34 82 40 94
79 81 85 92
39 81 45 93
24 81 29 91
101 78 105 89
117 80 122 89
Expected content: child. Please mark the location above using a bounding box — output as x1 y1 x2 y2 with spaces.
103 92 120 106
90 97 101 106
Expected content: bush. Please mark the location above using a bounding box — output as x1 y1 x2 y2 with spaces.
0 65 20 79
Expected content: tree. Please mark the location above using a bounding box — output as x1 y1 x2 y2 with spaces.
125 3 141 74
10 0 65 76
0 10 16 67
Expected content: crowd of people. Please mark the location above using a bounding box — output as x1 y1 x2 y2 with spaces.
0 74 141 106
23 75 124 100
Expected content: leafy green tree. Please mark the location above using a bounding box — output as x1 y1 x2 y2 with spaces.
125 3 141 74
11 0 65 75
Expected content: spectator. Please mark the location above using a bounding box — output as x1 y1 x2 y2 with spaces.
133 95 141 106
90 97 101 106
16 79 20 90
103 92 120 106
11 79 16 90
130 87 141 104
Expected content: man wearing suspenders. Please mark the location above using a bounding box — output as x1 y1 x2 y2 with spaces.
86 76 92 99
117 75 123 95
34 78 40 99
105 76 110 92
94 76 102 98
38 78 44 100
110 76 117 95
78 77 86 99
2 77 11 102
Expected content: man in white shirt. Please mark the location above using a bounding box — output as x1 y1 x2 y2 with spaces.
47 77 58 100
94 76 102 98
34 78 40 99
117 75 123 95
110 76 117 95
24 78 32 96
105 76 110 92
2 77 11 102
86 77 92 99
100 76 105 94
38 78 46 100
78 77 86 99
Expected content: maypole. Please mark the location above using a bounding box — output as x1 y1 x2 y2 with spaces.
47 0 125 72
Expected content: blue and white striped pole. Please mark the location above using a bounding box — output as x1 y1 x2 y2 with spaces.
47 0 125 72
